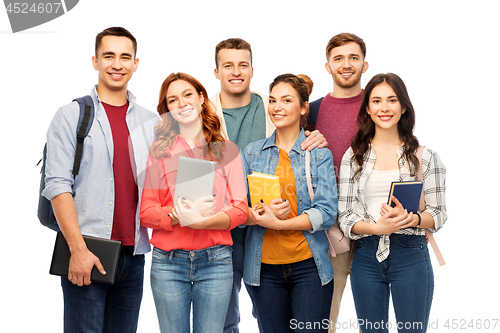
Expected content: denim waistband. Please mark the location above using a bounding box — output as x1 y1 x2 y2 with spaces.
154 244 231 260
362 234 425 242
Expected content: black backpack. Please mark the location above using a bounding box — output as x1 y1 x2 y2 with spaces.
37 96 95 231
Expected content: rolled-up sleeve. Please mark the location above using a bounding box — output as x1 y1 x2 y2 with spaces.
139 153 174 231
337 149 366 240
42 103 79 201
422 148 447 233
304 148 337 233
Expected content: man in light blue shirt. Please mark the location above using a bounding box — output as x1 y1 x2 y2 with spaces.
42 27 158 333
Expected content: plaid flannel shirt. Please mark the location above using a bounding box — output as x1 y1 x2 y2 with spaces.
338 145 447 262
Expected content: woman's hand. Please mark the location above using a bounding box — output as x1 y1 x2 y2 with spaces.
375 196 416 234
173 197 206 227
251 200 282 229
267 198 291 220
193 194 217 217
381 196 406 216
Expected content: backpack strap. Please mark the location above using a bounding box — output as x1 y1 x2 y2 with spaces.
305 97 323 132
72 96 95 176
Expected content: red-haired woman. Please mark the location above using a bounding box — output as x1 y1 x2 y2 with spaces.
140 73 247 333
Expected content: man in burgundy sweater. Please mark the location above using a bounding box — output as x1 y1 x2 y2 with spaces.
307 32 369 333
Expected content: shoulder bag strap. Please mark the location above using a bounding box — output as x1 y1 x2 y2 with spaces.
305 150 314 201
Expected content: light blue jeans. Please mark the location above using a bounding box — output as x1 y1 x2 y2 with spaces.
351 235 434 333
150 245 233 333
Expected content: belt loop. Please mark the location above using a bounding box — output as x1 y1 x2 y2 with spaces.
168 250 174 262
207 248 212 263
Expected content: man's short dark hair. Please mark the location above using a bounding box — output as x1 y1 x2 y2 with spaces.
325 33 366 60
95 27 137 58
215 38 252 69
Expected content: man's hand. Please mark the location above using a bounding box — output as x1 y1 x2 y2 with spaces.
68 247 106 286
51 192 106 286
301 130 328 151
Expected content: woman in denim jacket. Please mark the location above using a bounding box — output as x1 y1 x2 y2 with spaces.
241 74 337 333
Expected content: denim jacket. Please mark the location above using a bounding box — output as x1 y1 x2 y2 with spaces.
42 86 160 254
241 129 337 286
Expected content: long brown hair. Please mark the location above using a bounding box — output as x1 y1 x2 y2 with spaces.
351 73 419 177
152 72 225 161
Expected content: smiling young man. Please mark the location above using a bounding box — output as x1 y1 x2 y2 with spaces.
307 32 369 333
42 27 158 333
211 38 327 333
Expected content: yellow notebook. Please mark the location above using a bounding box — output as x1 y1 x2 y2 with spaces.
247 172 281 208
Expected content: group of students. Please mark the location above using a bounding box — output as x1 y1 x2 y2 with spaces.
42 26 447 333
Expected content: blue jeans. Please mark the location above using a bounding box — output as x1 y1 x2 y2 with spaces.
351 235 434 333
224 243 262 333
250 257 333 333
150 245 233 333
61 246 145 333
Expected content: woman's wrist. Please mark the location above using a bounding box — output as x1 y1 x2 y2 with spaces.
415 212 422 228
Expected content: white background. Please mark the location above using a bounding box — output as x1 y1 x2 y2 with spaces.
1 1 499 332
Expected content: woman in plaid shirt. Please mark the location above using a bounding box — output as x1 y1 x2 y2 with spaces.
338 73 447 333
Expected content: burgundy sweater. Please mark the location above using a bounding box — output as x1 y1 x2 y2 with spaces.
315 91 363 180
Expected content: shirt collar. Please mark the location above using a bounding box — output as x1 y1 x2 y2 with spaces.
261 128 307 156
91 85 136 109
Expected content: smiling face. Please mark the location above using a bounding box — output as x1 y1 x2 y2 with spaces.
165 79 204 126
92 36 138 99
366 82 404 132
325 41 368 93
214 48 253 97
268 82 307 131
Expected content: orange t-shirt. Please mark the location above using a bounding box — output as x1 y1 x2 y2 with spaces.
261 148 313 264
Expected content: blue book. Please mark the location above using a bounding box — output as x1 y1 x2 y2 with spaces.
387 181 423 213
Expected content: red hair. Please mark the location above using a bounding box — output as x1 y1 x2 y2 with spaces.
152 72 225 161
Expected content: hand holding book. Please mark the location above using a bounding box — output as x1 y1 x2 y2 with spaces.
376 196 416 234
387 180 423 213
247 172 281 209
173 197 207 227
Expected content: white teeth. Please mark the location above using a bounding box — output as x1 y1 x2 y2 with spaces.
179 107 193 115
230 80 243 83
